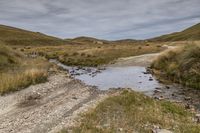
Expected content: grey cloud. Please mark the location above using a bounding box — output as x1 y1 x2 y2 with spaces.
0 0 199 40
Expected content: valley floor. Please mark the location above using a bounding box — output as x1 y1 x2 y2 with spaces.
0 44 199 133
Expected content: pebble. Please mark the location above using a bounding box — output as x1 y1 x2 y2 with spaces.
154 129 173 133
184 97 191 101
165 86 170 89
195 114 200 123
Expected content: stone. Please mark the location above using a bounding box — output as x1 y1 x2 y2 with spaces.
154 129 173 133
195 114 200 123
149 78 153 81
165 86 170 89
184 97 191 101
154 90 162 93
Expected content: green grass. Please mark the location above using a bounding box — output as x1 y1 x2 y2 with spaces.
151 43 200 89
151 23 200 41
69 90 200 133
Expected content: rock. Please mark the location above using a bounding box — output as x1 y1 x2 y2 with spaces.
118 128 123 132
184 97 191 101
154 129 173 133
154 96 164 100
143 70 151 74
185 104 193 109
165 86 170 89
149 78 153 81
72 96 78 100
155 87 162 90
154 90 162 93
195 114 200 123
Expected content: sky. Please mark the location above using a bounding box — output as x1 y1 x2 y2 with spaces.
0 0 200 40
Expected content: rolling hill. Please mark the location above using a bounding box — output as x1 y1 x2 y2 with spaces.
0 25 65 46
150 23 200 41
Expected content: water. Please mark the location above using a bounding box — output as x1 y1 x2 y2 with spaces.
50 59 162 94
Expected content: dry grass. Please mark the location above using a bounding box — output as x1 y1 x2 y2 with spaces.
0 68 47 95
70 90 200 133
24 42 163 67
0 43 50 94
152 42 200 89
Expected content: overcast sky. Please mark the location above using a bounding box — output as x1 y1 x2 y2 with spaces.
0 0 200 40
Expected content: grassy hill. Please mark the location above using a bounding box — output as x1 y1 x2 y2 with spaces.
68 36 110 45
0 25 65 46
151 23 200 41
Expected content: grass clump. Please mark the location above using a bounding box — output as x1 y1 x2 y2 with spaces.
0 43 49 94
152 43 200 89
70 90 200 133
0 68 47 95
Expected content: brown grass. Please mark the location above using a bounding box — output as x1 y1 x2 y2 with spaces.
0 43 50 94
70 90 200 133
0 68 47 95
152 42 200 89
23 42 164 67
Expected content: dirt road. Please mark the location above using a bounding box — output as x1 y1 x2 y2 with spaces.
0 74 109 133
109 45 178 67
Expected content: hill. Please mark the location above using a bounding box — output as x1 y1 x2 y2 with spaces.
68 36 110 44
0 25 65 46
150 23 200 41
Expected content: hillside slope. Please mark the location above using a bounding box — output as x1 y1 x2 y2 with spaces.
151 23 200 41
151 43 200 89
0 25 65 46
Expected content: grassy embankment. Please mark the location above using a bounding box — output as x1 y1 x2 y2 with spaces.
24 40 163 67
151 43 200 89
61 90 200 133
0 43 50 95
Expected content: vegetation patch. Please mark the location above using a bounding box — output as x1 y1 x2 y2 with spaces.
24 42 163 67
0 43 50 94
151 43 200 89
68 90 200 133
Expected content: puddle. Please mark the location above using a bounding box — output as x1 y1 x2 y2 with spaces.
50 59 162 95
50 59 200 111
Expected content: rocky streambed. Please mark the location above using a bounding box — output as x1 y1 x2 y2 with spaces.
50 51 200 114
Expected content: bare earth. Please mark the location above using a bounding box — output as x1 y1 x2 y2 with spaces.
0 74 109 133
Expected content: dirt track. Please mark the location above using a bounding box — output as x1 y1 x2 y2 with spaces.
0 74 109 133
109 45 178 67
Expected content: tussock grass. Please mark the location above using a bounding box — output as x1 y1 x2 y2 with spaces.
0 68 47 95
152 43 200 89
0 43 50 94
71 90 200 133
0 43 22 69
25 42 163 67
